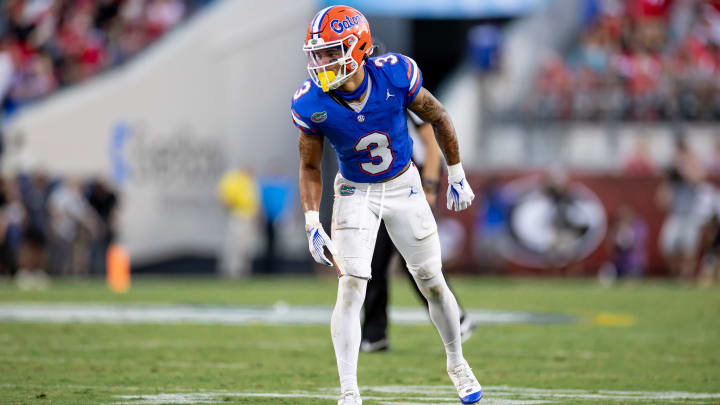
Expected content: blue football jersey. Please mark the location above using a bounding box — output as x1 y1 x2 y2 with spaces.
291 53 423 183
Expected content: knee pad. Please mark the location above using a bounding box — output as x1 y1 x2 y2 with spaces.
336 256 372 279
413 273 449 301
407 255 442 280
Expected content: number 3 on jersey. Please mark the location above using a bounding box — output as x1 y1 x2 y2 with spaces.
293 80 311 101
373 54 398 67
354 132 394 175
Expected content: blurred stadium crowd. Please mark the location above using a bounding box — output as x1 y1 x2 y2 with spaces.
530 0 720 120
0 0 212 116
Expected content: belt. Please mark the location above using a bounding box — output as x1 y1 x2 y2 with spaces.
378 161 412 183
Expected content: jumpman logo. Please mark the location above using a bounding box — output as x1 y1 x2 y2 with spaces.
386 89 395 100
408 187 418 198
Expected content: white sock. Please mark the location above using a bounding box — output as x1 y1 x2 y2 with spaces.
413 273 464 370
331 275 367 395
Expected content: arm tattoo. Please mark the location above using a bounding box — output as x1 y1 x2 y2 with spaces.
298 132 324 212
409 87 461 165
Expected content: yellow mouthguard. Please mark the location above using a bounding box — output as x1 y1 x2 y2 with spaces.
319 71 335 92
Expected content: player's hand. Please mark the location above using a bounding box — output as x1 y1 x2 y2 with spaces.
305 211 337 266
446 163 475 212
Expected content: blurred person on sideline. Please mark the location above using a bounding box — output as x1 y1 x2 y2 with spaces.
18 170 51 280
4 174 50 289
0 179 9 276
360 113 474 353
698 199 720 287
47 178 99 277
706 138 720 175
474 175 510 272
0 176 23 277
85 177 118 275
0 131 33 277
217 167 259 278
258 162 293 273
656 137 711 279
542 168 590 266
597 205 648 285
1 131 36 177
293 6 481 404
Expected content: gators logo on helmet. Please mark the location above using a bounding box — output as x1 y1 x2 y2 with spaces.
303 5 373 92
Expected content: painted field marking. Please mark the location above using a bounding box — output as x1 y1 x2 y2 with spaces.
109 385 720 405
3 383 718 404
591 312 636 326
0 338 328 353
0 303 575 325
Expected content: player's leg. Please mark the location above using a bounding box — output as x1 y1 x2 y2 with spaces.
382 173 462 367
331 274 368 400
412 271 464 364
387 219 482 403
383 167 482 404
400 253 475 342
361 221 394 351
330 177 380 403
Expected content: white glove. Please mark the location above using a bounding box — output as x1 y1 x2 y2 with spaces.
304 210 337 266
446 163 475 211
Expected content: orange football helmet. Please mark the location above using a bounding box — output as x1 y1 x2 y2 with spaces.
304 5 373 92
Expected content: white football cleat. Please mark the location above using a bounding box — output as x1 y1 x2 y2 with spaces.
448 360 483 404
338 391 362 405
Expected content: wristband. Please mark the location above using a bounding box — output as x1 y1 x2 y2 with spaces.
305 210 320 225
447 163 465 178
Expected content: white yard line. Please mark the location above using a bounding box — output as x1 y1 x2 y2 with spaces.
0 339 328 354
107 385 720 405
0 303 574 325
380 398 548 405
3 382 718 404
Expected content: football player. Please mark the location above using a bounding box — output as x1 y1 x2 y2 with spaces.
292 6 481 405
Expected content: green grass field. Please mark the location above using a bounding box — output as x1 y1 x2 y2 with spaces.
1 275 719 405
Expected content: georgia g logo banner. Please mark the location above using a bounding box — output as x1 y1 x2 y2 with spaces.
500 175 607 269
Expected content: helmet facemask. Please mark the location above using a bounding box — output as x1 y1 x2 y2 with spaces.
304 35 362 92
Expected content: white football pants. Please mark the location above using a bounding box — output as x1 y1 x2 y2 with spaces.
330 163 442 280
